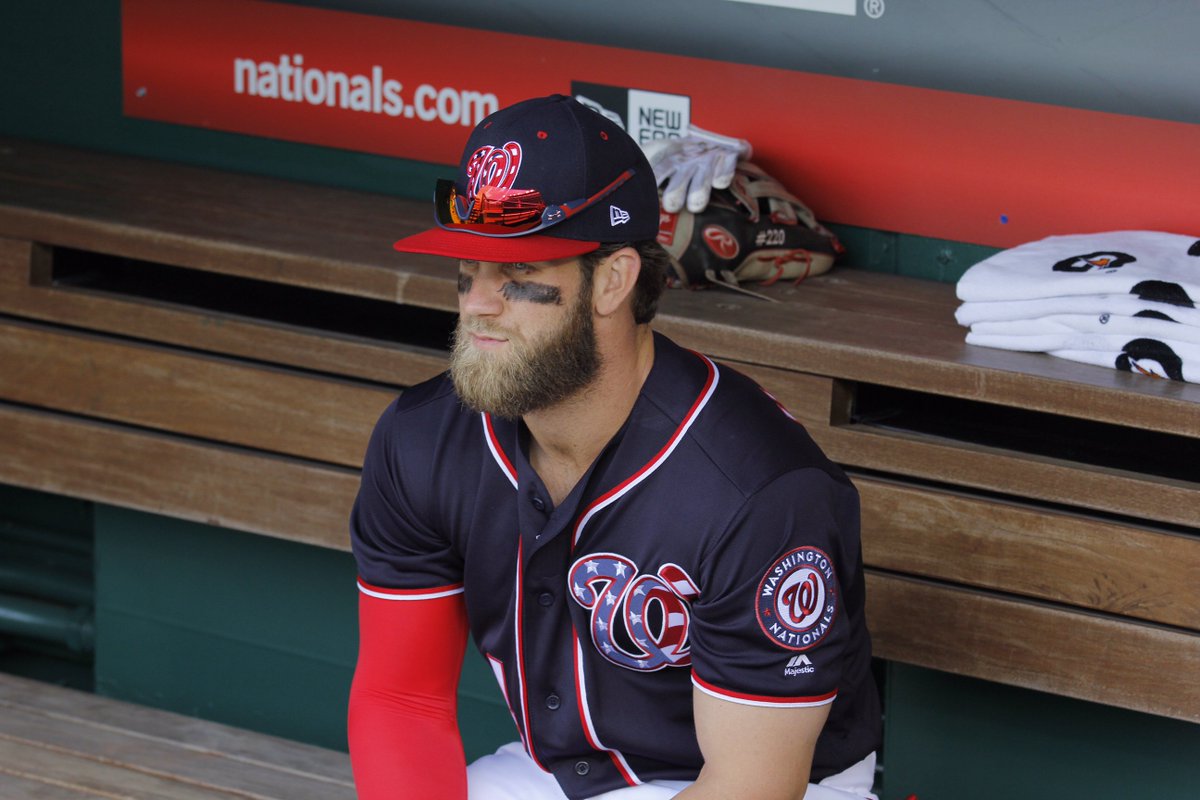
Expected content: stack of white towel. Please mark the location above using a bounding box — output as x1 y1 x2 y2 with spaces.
955 231 1200 382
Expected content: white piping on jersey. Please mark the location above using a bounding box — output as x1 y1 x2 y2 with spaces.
512 538 550 771
567 352 718 786
356 580 464 601
486 654 525 750
692 674 838 708
571 354 719 547
574 632 644 786
477 351 720 785
482 412 519 488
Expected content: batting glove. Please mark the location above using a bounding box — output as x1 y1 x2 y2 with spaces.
643 125 753 213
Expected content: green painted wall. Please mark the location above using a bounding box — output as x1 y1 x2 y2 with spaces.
883 663 1200 799
92 503 516 759
4 483 1198 798
0 485 94 689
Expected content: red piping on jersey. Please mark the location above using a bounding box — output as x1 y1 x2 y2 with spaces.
483 412 518 488
692 671 838 707
567 351 718 787
573 630 643 787
479 353 720 784
513 537 550 771
356 578 464 600
486 654 526 751
571 353 719 548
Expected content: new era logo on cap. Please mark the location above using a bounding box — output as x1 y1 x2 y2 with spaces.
610 206 630 226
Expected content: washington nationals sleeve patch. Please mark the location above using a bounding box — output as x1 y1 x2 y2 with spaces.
756 546 840 651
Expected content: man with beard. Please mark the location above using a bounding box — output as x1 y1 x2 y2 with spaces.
348 95 881 800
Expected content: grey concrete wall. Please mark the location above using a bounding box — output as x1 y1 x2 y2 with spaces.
316 0 1199 124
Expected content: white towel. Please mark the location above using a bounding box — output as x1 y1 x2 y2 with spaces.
970 313 1200 346
955 293 1200 327
956 230 1200 302
965 330 1199 382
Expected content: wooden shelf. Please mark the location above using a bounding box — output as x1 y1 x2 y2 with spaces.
1 136 1196 723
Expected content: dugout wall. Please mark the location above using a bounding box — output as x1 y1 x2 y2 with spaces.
2 3 1197 799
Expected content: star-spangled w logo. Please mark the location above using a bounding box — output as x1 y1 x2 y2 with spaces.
569 552 699 672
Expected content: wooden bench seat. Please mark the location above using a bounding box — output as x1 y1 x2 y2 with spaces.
0 672 355 799
0 136 1196 724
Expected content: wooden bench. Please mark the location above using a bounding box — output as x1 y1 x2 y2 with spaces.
0 136 1197 726
0 671 355 799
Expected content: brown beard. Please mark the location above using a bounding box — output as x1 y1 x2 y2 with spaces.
449 282 601 418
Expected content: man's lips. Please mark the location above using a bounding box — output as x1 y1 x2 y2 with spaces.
467 329 510 349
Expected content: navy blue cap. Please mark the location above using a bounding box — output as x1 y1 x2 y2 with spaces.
394 94 659 261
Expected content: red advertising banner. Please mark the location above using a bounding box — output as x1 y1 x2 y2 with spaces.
123 0 1198 248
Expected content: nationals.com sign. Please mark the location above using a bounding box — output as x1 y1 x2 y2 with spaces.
122 0 702 165
122 0 522 164
122 0 1199 248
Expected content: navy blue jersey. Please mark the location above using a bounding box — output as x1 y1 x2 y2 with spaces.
352 332 881 799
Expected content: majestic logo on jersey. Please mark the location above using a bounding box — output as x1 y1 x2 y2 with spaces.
464 141 523 197
784 653 814 676
569 553 699 671
756 546 839 652
1051 251 1135 273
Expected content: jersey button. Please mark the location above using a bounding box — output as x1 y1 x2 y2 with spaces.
574 760 590 776
538 592 554 607
531 496 546 511
546 693 561 710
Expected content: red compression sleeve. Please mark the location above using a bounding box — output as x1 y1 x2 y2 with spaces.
348 586 470 800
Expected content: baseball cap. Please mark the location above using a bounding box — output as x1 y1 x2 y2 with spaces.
393 94 660 262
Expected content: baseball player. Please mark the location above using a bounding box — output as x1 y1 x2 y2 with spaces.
348 94 881 799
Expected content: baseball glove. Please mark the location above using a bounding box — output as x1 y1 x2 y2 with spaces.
656 161 842 300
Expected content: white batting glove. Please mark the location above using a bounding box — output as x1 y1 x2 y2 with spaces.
642 125 752 213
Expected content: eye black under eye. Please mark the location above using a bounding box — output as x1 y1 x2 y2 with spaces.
501 281 562 305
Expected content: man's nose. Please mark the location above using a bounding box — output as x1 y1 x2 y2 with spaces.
459 264 505 316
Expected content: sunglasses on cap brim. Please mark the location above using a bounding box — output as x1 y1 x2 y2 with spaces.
433 168 635 237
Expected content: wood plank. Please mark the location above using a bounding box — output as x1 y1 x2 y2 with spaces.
0 319 395 468
0 674 351 785
0 735 268 799
816 423 1200 528
0 769 114 799
856 476 1200 629
3 139 1199 433
0 238 449 387
653 285 1200 436
0 140 457 311
714 360 835 428
0 403 358 550
0 713 354 800
865 572 1200 723
743 267 965 332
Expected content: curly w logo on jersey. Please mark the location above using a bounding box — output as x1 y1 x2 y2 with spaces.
569 553 699 671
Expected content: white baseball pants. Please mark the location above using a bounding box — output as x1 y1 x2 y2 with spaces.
467 742 879 800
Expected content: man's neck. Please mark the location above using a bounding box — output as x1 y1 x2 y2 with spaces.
524 326 656 506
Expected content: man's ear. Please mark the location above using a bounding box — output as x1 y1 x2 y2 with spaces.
592 247 641 318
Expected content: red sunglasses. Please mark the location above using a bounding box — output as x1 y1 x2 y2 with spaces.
434 169 635 237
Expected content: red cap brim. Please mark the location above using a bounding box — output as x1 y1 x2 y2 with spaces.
393 228 601 261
